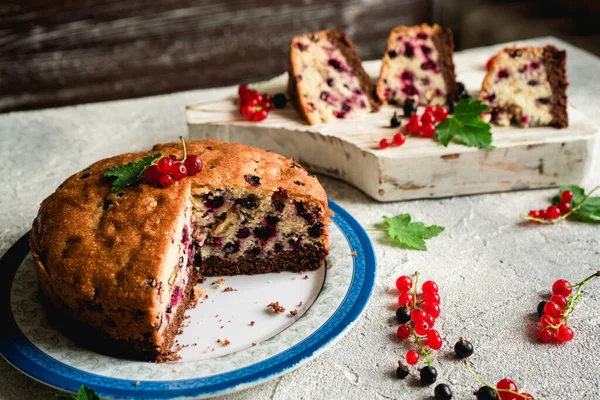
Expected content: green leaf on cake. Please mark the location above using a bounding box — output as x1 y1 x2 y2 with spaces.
381 214 445 251
436 99 494 149
56 385 100 400
103 152 161 192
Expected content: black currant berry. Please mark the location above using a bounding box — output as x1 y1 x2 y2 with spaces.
403 99 417 117
273 93 287 109
460 92 471 100
454 338 474 358
420 366 438 386
390 112 402 128
434 383 453 400
475 386 498 400
457 81 466 94
396 362 409 379
537 300 547 317
396 307 411 324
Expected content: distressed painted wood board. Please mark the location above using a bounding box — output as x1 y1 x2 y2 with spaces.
187 52 599 202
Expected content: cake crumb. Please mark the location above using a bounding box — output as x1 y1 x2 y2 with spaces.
267 301 285 313
212 278 225 287
223 338 230 346
223 287 237 292
351 251 357 256
298 301 303 307
215 314 219 317
328 264 334 269
291 277 297 280
290 309 298 316
134 381 140 387
250 321 255 326
304 275 309 279
220 326 224 329
173 366 180 373
252 342 257 346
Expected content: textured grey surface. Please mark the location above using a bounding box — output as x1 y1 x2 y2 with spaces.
1 37 599 400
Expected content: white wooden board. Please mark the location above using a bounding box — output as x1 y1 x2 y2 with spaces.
187 49 599 202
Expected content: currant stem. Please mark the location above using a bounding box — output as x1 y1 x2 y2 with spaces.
179 136 187 161
522 184 600 224
561 271 599 323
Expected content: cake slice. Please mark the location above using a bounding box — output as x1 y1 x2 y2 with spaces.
376 24 459 107
288 29 379 125
478 45 568 128
30 140 331 361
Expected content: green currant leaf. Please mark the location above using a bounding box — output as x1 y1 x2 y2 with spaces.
103 153 161 192
435 99 494 149
382 214 445 251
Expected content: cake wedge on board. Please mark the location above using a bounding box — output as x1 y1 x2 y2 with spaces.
187 45 598 202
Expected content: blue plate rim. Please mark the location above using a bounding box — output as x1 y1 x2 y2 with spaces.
0 199 376 399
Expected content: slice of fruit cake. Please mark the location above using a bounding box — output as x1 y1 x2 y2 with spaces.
479 45 568 128
288 29 380 125
376 24 459 107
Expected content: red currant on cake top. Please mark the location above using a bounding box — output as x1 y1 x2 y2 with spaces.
145 165 161 184
170 163 187 181
157 157 173 174
185 155 203 175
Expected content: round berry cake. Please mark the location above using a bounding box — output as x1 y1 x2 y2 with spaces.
30 140 331 361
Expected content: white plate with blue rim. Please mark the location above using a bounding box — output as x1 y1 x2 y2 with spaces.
0 200 375 399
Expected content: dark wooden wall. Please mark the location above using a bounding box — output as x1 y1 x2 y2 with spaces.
0 0 432 113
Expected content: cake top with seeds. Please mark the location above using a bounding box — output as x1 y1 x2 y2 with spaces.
30 140 329 308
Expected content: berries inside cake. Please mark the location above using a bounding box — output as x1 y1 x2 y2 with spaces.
479 46 568 128
376 24 459 107
288 30 378 125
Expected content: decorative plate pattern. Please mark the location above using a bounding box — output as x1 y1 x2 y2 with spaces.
0 200 375 399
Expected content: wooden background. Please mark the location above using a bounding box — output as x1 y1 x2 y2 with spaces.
2 0 599 114
0 0 432 113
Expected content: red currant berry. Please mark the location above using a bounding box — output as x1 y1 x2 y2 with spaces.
245 97 260 108
398 292 414 308
184 155 203 175
539 327 555 343
410 308 427 323
413 320 431 336
145 165 161 184
406 350 419 365
168 154 179 161
543 301 563 318
158 174 174 188
157 157 173 174
433 107 448 122
552 279 572 297
238 84 250 96
426 330 443 350
261 94 273 110
422 280 439 294
496 378 518 400
537 209 547 219
545 205 560 220
423 303 441 319
420 112 436 125
486 56 495 70
557 201 571 215
170 162 187 180
423 314 435 328
241 105 254 117
549 294 568 308
540 314 558 327
406 116 422 134
395 275 413 292
379 138 391 149
556 325 574 342
423 292 441 305
397 325 411 340
561 190 574 202
393 133 406 146
528 210 540 219
421 123 436 138
424 106 435 115
520 393 534 400
250 109 268 122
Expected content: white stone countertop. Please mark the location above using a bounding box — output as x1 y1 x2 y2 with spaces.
1 37 599 400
